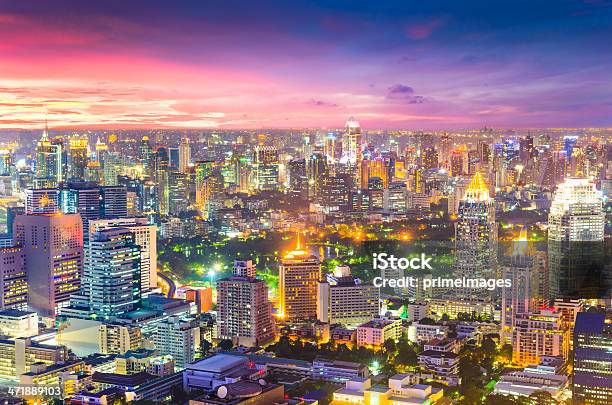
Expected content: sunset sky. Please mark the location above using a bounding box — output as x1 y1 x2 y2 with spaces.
0 0 611 129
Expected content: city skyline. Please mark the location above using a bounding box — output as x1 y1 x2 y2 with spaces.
1 0 612 130
0 2 610 404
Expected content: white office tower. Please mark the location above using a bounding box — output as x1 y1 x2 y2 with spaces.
179 137 191 173
216 260 276 347
71 228 142 318
547 178 607 302
343 117 362 186
453 172 498 298
317 265 380 328
153 315 200 369
548 178 604 242
89 218 158 291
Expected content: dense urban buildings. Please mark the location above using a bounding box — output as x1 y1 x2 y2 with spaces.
0 120 609 404
0 2 610 402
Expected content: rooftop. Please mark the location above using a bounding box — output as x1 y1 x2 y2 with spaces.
0 309 36 318
186 354 247 373
358 318 398 329
574 312 606 334
91 371 156 386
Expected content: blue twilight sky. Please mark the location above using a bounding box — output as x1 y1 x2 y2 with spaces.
0 0 610 129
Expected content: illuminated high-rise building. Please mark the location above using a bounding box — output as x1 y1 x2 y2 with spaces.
548 178 607 301
153 315 200 369
0 245 28 310
439 134 452 165
320 173 352 211
368 157 389 189
548 178 605 242
450 151 463 177
60 182 128 235
467 149 480 175
69 228 141 319
288 159 308 200
0 149 11 176
454 172 497 292
317 265 379 328
13 213 83 315
138 136 153 172
422 147 438 170
179 137 191 173
194 160 214 210
500 229 546 343
307 153 328 199
324 132 340 163
67 136 88 181
167 171 191 215
34 125 63 186
344 117 362 186
216 260 276 347
253 145 279 190
279 235 322 321
512 308 570 366
478 140 491 164
102 151 122 186
573 312 612 404
89 217 157 291
25 188 60 215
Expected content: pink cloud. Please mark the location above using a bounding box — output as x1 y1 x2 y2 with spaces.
406 18 447 40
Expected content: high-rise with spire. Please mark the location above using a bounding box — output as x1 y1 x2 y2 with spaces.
454 172 498 296
279 233 322 321
34 121 63 187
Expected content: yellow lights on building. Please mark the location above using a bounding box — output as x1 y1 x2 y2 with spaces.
464 171 490 201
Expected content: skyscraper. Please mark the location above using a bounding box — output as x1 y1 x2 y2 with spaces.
25 188 60 215
0 245 28 310
13 214 83 315
344 116 362 186
71 228 141 319
454 172 498 293
573 312 612 404
279 235 322 321
167 171 191 215
253 145 279 191
89 217 158 291
216 260 276 347
500 229 546 343
548 178 607 301
61 183 128 235
100 186 128 219
34 125 63 187
548 178 605 242
67 137 88 181
179 137 191 173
